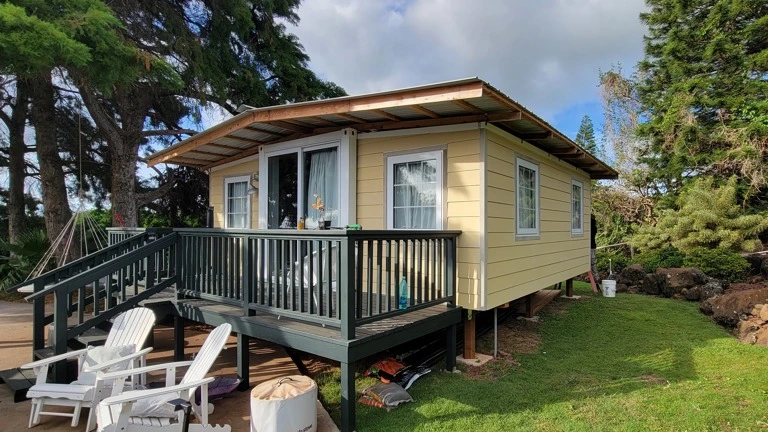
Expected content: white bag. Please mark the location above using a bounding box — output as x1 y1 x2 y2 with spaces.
250 375 317 432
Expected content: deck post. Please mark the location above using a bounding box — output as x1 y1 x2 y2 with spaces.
237 333 250 391
446 324 457 371
173 315 185 361
341 236 355 340
525 294 534 318
340 361 356 432
463 311 476 360
31 281 45 357
53 290 69 383
566 278 574 297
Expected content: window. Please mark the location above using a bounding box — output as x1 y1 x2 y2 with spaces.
571 179 583 235
264 145 339 229
225 176 250 228
387 151 443 229
516 158 539 236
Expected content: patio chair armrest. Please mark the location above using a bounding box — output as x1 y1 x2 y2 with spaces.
82 347 153 373
98 360 194 381
100 378 215 406
20 347 91 370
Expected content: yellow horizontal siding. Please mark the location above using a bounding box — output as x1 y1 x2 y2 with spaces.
356 129 483 309
209 159 258 228
484 128 592 309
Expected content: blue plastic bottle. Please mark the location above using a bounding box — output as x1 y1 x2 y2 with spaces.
398 276 408 310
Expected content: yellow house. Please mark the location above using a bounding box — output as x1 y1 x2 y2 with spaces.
148 78 617 356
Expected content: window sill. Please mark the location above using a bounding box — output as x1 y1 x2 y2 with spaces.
515 234 540 241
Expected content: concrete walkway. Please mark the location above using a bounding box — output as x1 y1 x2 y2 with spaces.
0 301 338 432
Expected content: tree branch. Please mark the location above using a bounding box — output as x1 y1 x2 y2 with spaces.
141 129 198 138
136 176 175 206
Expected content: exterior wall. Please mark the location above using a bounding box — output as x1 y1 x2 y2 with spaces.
208 157 259 228
356 128 484 309
484 127 591 309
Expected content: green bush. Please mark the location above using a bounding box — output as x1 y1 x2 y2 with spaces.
596 250 629 274
631 177 768 253
683 247 750 281
632 247 686 272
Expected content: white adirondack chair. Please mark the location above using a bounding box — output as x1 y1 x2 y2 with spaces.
95 323 232 432
23 307 156 431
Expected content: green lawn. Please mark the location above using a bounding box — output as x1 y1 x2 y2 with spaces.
321 282 768 431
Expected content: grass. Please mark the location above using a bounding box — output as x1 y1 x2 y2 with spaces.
319 282 768 431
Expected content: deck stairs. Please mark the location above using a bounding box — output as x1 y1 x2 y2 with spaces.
0 232 178 401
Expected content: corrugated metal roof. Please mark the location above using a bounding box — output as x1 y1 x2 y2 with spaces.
147 78 618 179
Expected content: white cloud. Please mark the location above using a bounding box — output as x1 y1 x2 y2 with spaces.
290 0 646 119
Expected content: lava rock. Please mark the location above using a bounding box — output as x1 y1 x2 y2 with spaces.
700 287 768 327
617 264 646 290
642 273 668 296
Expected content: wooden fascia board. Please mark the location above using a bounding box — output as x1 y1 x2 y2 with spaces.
148 81 484 166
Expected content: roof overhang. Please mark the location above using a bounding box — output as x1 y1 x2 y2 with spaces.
147 78 618 179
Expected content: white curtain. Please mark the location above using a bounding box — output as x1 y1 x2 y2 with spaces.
305 148 338 228
393 159 437 229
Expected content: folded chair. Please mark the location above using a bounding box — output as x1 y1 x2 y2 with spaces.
95 323 232 432
23 307 156 431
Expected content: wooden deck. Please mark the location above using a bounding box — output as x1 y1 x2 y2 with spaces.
167 298 461 363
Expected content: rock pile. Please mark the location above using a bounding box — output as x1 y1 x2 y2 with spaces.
613 266 725 301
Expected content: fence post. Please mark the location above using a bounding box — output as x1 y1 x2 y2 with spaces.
174 233 183 292
341 236 355 340
445 236 456 305
31 280 45 357
242 236 252 316
53 289 69 383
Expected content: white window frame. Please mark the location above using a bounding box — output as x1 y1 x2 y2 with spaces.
571 179 584 235
515 157 540 237
386 150 444 230
224 175 251 228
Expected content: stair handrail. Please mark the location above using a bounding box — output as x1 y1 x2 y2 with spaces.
6 232 150 294
25 232 179 302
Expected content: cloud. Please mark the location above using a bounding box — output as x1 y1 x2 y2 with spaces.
289 0 647 119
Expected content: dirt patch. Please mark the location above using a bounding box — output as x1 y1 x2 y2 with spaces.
640 374 668 385
462 352 520 381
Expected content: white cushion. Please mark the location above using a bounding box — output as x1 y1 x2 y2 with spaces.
75 344 136 386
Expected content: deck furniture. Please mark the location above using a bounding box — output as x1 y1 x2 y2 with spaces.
95 323 232 432
23 307 156 431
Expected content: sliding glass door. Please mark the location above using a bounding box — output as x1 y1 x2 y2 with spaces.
265 145 339 229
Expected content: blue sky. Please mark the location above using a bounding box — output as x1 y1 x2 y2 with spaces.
288 0 648 142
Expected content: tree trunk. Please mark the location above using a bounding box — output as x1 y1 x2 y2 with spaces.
6 79 29 244
111 146 139 227
30 72 72 261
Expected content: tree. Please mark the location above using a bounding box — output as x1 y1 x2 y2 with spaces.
631 177 768 253
77 0 345 227
638 0 768 205
0 76 29 243
575 115 598 155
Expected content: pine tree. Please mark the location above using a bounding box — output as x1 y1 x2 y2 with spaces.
575 115 598 154
638 0 768 204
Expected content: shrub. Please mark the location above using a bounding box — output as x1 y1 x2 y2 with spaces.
631 177 768 253
632 247 686 272
683 247 750 281
596 250 629 274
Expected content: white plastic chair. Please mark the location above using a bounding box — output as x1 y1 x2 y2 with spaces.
95 323 232 432
23 307 156 431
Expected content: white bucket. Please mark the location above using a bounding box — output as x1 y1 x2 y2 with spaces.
602 280 617 297
251 376 317 432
